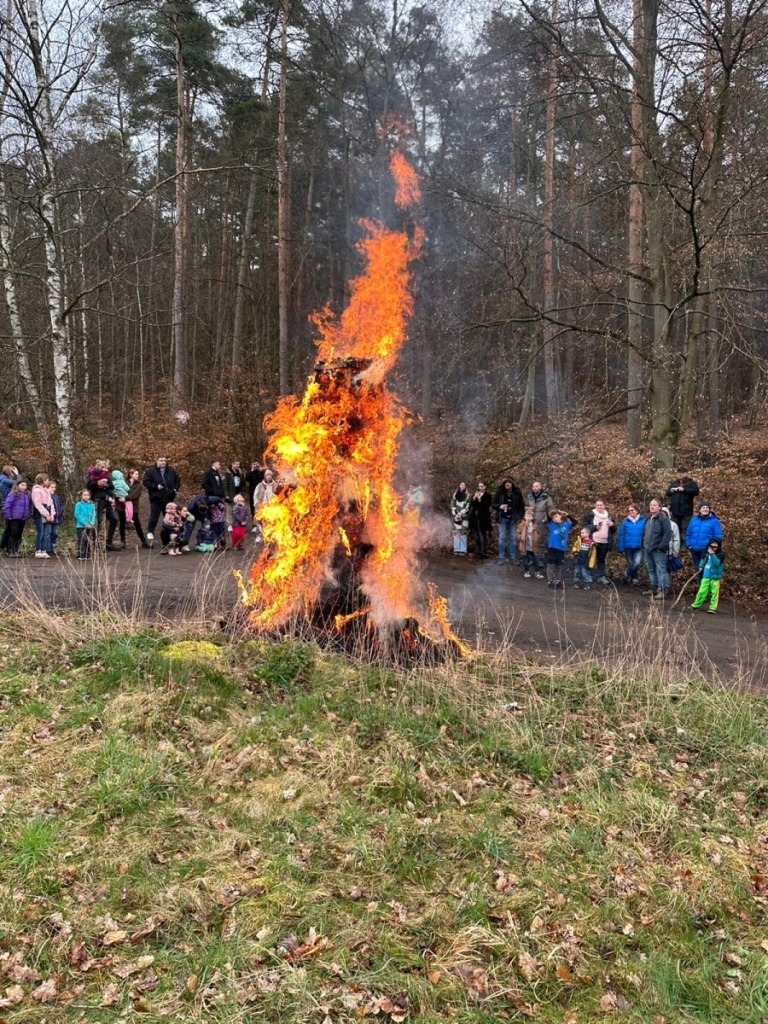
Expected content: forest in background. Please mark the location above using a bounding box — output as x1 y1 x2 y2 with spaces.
1 0 768 495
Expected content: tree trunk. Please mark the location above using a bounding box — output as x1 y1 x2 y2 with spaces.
0 159 47 434
24 0 78 488
171 14 189 405
277 0 291 395
232 168 259 372
626 0 645 448
542 0 559 419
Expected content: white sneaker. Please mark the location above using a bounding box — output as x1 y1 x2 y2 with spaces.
146 533 154 543
228 525 233 532
181 545 190 552
251 527 258 534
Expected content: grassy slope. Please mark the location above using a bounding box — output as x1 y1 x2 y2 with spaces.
0 625 766 1023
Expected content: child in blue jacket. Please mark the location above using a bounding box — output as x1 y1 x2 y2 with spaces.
74 489 96 560
546 511 574 589
691 540 723 613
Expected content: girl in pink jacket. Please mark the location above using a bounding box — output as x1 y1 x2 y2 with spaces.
31 474 54 558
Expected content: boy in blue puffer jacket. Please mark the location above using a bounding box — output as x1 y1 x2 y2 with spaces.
617 504 645 585
546 510 574 589
685 502 723 573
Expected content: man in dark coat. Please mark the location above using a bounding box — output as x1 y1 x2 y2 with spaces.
492 478 525 564
143 456 181 541
665 466 699 540
642 498 673 599
201 460 226 500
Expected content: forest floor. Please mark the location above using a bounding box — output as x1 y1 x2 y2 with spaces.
0 544 765 689
0 620 766 1022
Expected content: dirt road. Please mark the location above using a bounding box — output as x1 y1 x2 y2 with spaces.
1 545 765 686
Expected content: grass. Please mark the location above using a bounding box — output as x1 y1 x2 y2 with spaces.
0 615 765 1022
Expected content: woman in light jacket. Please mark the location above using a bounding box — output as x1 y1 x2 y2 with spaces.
450 482 471 555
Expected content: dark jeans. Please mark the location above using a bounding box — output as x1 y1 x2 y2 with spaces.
33 511 52 553
673 515 691 544
160 526 180 549
645 549 669 592
6 519 24 554
522 550 539 572
593 541 609 578
212 522 226 548
116 502 127 545
573 563 592 585
497 519 515 561
77 525 95 558
474 526 489 558
131 509 147 546
622 548 643 580
94 497 117 543
147 501 167 535
689 549 706 573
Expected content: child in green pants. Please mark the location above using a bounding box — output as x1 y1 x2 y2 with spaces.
691 540 723 613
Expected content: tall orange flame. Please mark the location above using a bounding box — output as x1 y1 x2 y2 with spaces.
241 150 460 650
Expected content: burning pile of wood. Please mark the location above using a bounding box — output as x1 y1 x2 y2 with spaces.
235 151 466 665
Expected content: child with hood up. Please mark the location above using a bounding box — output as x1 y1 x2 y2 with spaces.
691 539 723 613
195 519 216 553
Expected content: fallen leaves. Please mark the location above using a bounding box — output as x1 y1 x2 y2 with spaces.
494 871 520 893
31 977 57 1003
518 951 541 982
101 983 121 1007
278 928 331 964
0 984 25 1008
599 991 631 1012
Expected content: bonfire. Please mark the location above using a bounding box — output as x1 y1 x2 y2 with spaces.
238 150 466 662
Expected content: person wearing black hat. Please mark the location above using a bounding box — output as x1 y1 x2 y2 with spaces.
665 466 699 541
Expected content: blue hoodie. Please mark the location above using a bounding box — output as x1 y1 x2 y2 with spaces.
617 514 646 551
0 473 20 500
547 516 573 551
685 510 723 551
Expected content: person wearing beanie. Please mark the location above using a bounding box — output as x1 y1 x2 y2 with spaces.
666 466 699 540
685 502 723 573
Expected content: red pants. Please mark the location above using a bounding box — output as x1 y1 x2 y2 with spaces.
231 525 246 548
